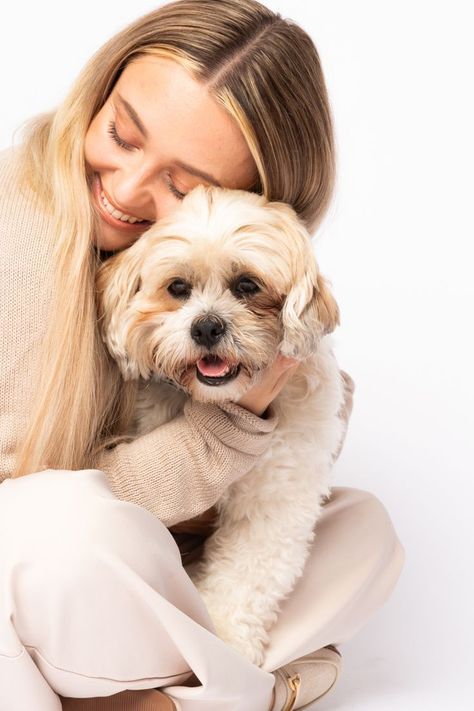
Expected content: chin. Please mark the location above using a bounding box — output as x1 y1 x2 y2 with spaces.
173 357 265 403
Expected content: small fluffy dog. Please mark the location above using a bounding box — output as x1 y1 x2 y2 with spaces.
95 186 346 666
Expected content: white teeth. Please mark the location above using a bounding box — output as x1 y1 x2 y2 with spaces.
100 190 145 223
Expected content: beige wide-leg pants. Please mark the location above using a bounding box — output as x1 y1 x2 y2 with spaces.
0 469 404 711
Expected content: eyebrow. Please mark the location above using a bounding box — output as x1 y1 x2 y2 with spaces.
115 93 222 187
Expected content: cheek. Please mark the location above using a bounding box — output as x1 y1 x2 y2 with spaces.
133 290 184 328
84 112 110 170
247 293 284 335
148 287 187 311
228 301 283 361
238 310 281 350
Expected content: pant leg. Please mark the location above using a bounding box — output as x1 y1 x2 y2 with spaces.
260 487 405 672
0 469 275 711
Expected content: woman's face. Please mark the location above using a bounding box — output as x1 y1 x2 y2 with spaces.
85 55 259 251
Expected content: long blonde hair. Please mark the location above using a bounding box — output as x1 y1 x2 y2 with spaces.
12 0 337 477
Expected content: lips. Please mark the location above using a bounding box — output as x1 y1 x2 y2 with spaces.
196 355 241 386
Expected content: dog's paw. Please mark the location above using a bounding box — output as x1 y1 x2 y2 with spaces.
221 627 266 667
197 588 267 666
214 615 266 666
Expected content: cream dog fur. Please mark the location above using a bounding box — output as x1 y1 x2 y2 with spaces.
96 186 347 666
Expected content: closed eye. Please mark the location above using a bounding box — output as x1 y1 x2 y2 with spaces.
107 121 134 151
107 121 187 200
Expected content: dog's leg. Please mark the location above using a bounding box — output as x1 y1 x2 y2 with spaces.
190 364 343 665
187 349 346 666
188 468 329 665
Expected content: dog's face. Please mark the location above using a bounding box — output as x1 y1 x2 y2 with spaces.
95 186 339 402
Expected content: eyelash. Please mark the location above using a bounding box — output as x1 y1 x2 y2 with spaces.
107 120 187 201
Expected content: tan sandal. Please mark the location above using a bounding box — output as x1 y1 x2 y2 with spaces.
270 645 342 711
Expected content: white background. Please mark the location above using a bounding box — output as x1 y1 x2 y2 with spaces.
1 1 473 709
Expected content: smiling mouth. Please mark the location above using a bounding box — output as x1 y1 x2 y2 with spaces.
93 174 154 231
195 355 241 386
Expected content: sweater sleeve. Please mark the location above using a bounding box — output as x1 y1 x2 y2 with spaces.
91 398 278 527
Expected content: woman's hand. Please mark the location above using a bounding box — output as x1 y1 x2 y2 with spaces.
236 353 299 417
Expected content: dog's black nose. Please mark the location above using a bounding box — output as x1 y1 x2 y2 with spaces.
191 316 227 348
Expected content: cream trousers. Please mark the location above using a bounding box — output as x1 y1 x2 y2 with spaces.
0 469 404 711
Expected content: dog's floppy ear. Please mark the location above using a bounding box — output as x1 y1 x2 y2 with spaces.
280 267 340 360
95 241 145 379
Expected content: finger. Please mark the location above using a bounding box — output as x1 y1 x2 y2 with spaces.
261 357 298 389
264 362 298 397
274 353 299 371
274 364 298 391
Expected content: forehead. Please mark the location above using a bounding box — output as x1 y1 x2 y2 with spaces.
140 199 294 290
113 56 258 190
143 243 288 297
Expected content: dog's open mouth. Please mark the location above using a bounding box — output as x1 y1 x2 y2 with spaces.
196 355 241 386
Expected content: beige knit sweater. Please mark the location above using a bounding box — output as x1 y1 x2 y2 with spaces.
0 145 354 537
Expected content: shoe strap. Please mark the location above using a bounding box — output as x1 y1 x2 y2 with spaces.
279 669 301 711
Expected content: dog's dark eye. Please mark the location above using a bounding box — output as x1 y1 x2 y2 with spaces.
168 279 191 299
233 277 261 298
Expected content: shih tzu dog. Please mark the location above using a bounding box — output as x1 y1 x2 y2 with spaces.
95 185 347 666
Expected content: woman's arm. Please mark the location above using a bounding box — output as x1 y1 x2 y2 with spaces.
91 353 298 527
92 399 278 528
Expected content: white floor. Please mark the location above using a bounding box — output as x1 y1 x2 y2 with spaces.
310 588 473 711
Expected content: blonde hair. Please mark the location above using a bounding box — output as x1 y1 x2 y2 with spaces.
12 0 337 477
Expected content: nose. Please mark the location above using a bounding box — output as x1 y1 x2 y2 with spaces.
112 168 162 222
191 315 227 348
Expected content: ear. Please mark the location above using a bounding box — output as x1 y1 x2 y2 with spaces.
280 270 340 359
315 272 340 336
95 241 145 380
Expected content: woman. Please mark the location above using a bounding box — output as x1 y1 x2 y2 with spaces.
0 1 405 709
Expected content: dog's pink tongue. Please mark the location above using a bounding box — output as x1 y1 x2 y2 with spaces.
197 356 229 377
